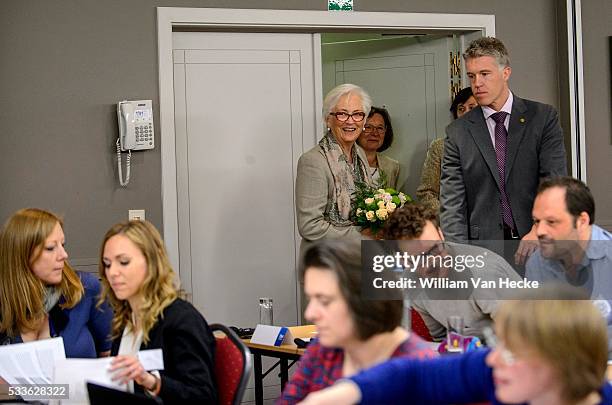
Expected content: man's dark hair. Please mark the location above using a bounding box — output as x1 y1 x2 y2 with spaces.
538 176 595 224
367 106 395 152
382 203 439 240
450 87 474 119
301 239 402 340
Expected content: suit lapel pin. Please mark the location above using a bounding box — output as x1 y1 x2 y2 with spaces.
520 117 526 123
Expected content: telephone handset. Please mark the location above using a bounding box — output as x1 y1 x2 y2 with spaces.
116 100 155 186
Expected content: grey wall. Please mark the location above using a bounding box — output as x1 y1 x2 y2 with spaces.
1 0 604 265
581 0 612 229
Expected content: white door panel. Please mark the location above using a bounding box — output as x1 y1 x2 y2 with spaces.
173 32 316 327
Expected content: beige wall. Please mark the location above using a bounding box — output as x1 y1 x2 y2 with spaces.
581 0 612 229
2 0 607 264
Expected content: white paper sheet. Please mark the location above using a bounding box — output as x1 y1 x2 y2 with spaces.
137 349 164 371
53 357 126 405
0 337 65 385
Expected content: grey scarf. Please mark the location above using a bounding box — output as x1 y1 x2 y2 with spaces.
43 286 62 313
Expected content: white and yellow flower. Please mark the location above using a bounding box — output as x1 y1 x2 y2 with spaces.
376 208 388 220
365 197 375 205
386 202 397 213
365 211 376 221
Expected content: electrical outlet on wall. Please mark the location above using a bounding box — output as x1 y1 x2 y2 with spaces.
128 209 146 221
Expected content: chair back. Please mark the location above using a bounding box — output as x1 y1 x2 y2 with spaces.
411 308 433 341
211 323 252 405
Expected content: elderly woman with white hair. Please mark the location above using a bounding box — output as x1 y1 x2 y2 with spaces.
295 83 374 251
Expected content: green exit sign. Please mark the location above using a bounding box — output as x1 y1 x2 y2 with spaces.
328 0 353 11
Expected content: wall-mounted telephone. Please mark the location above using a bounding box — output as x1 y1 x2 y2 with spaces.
116 100 155 186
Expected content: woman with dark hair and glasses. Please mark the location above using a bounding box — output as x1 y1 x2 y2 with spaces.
278 239 435 404
416 87 477 211
299 286 612 405
295 84 375 251
356 106 400 189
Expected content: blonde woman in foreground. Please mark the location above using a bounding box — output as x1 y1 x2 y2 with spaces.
99 220 217 404
299 286 611 405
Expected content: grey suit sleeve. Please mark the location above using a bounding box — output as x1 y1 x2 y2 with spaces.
440 129 468 242
295 151 361 241
538 106 567 178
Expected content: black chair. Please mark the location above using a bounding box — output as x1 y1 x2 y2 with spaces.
210 323 252 405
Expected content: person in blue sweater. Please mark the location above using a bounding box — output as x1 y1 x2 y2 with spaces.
0 208 112 358
298 286 612 405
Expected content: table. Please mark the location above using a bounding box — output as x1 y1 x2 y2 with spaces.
244 325 316 405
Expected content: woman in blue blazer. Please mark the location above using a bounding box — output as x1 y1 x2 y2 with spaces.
0 208 112 358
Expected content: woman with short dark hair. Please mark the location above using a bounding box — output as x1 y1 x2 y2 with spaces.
278 239 435 405
357 106 400 189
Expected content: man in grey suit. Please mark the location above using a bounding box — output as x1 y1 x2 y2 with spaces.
440 37 567 266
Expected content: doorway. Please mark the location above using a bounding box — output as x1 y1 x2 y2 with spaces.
157 7 495 279
321 33 458 193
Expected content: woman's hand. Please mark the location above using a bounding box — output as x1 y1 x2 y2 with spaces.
109 355 157 390
297 381 361 405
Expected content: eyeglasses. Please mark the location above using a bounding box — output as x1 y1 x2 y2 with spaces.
364 124 386 134
422 228 447 259
422 241 446 259
483 327 516 365
329 111 366 122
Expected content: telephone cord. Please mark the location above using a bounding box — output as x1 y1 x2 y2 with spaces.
116 138 131 187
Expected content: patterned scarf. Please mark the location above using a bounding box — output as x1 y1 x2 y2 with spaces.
319 131 370 226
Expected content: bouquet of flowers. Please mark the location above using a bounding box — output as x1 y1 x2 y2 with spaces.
353 182 411 234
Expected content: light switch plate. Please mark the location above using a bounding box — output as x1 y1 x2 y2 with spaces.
128 209 146 221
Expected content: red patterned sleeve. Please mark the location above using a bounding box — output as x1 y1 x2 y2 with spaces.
276 340 322 405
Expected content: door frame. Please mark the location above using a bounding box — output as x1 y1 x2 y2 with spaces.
157 7 499 272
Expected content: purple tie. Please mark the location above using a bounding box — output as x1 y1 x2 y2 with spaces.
491 111 515 229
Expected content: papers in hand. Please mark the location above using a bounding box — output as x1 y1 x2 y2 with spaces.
54 357 125 404
0 338 165 404
53 349 164 404
0 336 65 385
138 348 164 371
